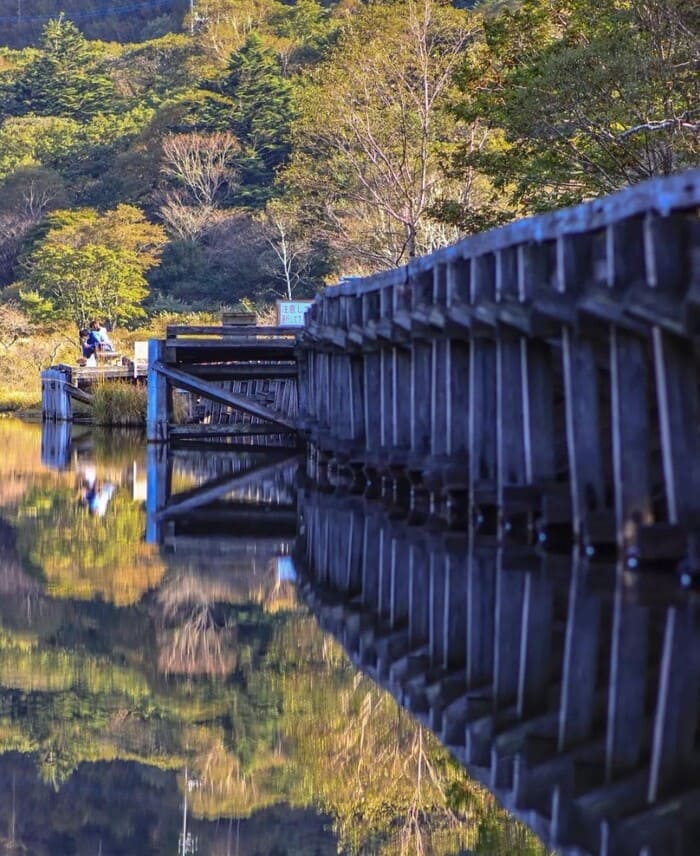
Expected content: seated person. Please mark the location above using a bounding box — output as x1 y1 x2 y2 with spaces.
79 329 97 366
87 319 115 354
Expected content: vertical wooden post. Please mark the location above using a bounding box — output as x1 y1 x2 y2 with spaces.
561 328 605 541
466 539 496 688
610 327 652 543
493 551 527 709
147 339 170 443
652 328 700 525
145 442 172 544
648 606 700 802
558 558 601 751
605 580 648 779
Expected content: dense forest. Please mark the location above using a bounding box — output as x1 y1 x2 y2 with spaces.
0 0 697 405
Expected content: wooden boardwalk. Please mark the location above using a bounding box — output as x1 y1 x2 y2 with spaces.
295 168 700 563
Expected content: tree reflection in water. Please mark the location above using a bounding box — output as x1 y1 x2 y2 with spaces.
0 420 547 855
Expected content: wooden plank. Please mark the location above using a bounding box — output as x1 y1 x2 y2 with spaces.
64 384 94 406
167 325 294 337
152 360 297 430
183 363 297 379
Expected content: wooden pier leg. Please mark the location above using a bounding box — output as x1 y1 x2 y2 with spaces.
493 550 527 710
361 511 381 608
522 338 556 484
445 541 468 669
610 328 652 545
408 539 430 649
466 539 496 688
497 332 527 506
364 351 382 455
145 443 171 544
447 340 469 459
561 329 606 545
378 524 393 620
558 557 601 751
392 345 411 452
429 546 447 668
469 338 497 506
517 570 553 718
605 581 648 780
147 339 171 443
410 341 432 463
431 339 449 459
648 606 700 802
346 506 365 595
380 346 393 452
349 354 365 446
390 533 410 628
652 328 700 525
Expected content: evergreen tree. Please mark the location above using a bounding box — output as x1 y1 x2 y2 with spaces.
221 33 296 206
3 18 119 121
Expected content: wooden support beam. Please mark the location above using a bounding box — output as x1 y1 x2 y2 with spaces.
64 384 94 406
156 455 300 520
152 359 297 430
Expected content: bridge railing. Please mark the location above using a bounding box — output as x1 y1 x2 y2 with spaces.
297 168 700 561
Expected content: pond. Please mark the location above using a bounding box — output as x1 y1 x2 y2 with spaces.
0 418 547 856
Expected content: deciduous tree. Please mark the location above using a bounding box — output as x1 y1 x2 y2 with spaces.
19 205 167 329
285 0 474 272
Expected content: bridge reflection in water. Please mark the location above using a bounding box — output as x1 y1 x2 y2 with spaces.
295 484 700 856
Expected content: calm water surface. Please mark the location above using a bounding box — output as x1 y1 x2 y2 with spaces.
0 419 544 856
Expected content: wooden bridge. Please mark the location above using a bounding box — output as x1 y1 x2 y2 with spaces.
295 168 700 563
296 486 700 856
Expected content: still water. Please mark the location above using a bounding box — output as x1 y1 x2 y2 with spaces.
0 419 545 856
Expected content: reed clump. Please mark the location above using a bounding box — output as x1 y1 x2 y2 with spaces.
92 382 146 426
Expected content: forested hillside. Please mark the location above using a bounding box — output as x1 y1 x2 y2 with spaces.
0 0 189 48
0 0 696 405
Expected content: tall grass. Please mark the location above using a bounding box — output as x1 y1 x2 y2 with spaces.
92 382 146 426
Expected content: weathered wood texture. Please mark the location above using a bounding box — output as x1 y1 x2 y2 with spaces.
297 169 700 558
296 488 700 856
147 326 300 444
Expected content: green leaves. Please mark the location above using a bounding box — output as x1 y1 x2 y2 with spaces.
19 205 167 329
451 0 700 212
3 18 118 121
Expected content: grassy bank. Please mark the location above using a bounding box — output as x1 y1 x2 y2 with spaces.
92 383 147 427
